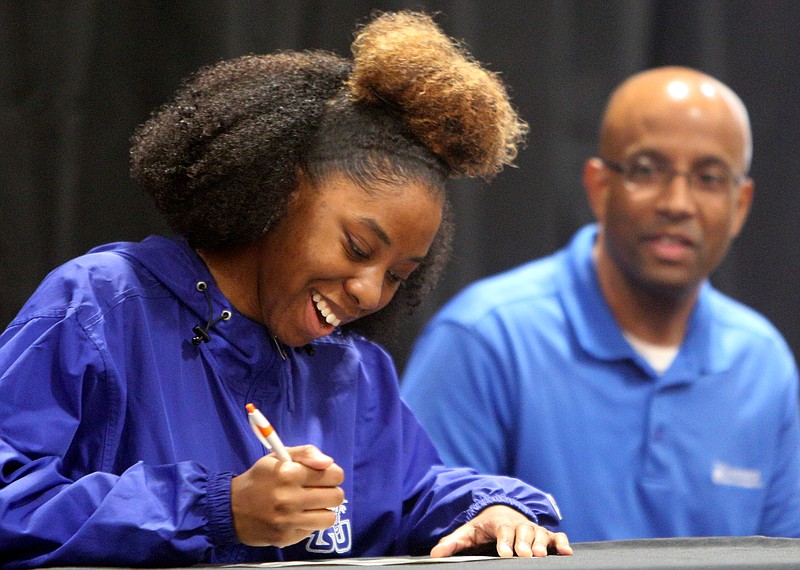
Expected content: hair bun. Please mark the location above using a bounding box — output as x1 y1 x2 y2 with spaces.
347 11 528 179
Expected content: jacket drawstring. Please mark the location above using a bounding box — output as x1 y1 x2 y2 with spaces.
191 281 231 345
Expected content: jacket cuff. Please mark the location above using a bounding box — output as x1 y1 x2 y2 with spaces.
205 471 239 546
465 495 540 525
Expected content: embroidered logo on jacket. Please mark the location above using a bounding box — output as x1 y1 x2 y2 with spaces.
711 462 763 489
305 500 351 554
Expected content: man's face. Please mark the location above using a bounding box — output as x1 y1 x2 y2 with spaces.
594 81 753 297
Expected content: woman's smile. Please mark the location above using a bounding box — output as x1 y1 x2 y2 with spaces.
246 171 443 346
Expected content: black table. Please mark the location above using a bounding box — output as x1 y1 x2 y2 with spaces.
45 537 800 569
530 536 800 569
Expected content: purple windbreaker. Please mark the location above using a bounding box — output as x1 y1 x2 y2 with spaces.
0 236 560 568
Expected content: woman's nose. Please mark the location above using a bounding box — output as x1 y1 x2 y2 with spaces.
345 268 384 312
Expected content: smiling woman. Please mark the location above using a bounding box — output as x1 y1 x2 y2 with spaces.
0 9 572 569
201 170 444 348
129 12 527 345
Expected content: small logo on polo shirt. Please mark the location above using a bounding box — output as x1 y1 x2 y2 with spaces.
711 462 763 489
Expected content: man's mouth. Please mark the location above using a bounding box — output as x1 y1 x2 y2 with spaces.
650 233 694 247
312 293 341 327
645 233 695 262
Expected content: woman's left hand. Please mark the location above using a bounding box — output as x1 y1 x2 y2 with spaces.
429 505 573 558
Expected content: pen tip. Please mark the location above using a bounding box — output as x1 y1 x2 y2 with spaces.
245 403 255 413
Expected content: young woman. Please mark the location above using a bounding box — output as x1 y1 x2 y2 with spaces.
0 12 571 567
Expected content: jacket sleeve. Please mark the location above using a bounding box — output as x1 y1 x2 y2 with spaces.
0 312 236 568
392 401 561 554
350 335 558 554
354 338 559 555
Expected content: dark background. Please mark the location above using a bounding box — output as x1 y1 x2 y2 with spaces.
2 0 798 373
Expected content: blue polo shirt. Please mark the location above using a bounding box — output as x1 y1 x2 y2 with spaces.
402 224 800 541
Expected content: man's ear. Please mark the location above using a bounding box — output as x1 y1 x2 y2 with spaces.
583 157 612 224
730 177 754 239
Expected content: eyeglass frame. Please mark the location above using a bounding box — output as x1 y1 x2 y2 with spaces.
600 154 747 196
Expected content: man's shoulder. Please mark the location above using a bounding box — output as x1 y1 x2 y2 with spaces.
706 286 793 354
437 250 568 326
708 288 780 334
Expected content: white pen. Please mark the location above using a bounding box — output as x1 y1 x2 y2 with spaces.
245 403 292 462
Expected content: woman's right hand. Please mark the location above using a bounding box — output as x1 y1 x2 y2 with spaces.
231 445 345 547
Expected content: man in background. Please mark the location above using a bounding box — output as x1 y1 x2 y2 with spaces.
401 66 800 541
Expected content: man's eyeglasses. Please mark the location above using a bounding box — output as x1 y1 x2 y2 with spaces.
601 155 744 195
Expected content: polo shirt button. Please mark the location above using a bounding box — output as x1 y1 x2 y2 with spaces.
653 426 664 441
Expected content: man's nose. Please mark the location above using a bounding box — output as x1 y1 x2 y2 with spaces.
656 172 697 218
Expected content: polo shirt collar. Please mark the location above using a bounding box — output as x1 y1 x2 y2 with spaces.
559 224 718 379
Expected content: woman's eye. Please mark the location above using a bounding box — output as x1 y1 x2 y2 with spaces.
346 235 369 260
386 271 406 286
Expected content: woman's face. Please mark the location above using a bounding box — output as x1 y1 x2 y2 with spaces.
247 171 443 346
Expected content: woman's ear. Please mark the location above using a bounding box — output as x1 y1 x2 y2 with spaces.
583 157 612 224
294 165 310 191
291 166 316 203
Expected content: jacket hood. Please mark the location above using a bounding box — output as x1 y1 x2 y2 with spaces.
91 235 223 325
88 236 291 394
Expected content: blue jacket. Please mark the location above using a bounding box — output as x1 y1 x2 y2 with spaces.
0 236 560 568
402 224 800 542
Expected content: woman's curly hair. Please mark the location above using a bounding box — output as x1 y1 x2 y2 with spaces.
130 11 527 343
347 11 527 179
130 51 351 249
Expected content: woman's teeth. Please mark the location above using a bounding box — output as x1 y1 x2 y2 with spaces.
312 293 341 327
